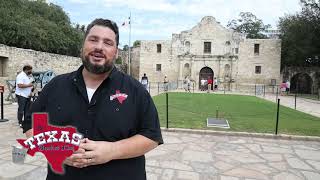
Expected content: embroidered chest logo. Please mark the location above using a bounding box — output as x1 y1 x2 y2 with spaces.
110 90 128 104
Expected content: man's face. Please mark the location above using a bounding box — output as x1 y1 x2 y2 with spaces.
81 25 118 74
26 69 32 75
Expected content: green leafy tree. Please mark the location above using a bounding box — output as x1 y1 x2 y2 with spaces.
115 57 122 64
227 12 271 39
133 40 141 47
0 0 84 57
123 45 129 51
279 0 320 68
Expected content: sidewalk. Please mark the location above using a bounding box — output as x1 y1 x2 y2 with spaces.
1 103 320 179
261 94 320 118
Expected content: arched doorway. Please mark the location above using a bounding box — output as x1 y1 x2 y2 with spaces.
199 67 214 90
290 73 313 94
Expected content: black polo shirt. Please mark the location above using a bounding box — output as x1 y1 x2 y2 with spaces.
23 65 163 180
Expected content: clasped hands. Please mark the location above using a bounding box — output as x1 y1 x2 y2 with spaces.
64 138 115 168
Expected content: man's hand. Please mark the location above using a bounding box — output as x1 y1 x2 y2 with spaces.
63 139 87 168
63 147 87 168
25 129 33 138
66 135 159 168
79 138 115 166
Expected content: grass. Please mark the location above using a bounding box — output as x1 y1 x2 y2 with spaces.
153 92 320 136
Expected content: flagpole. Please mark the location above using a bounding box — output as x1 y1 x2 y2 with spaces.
128 12 132 76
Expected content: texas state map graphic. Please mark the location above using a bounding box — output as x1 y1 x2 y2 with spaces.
17 113 82 174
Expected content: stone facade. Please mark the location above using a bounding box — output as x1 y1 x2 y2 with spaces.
0 44 125 97
0 44 82 96
282 66 320 94
131 16 281 90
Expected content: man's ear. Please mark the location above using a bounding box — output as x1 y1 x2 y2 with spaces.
115 48 119 59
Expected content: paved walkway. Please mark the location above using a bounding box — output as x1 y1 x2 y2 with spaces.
260 94 320 118
1 100 320 179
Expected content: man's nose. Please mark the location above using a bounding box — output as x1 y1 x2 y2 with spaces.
94 40 103 50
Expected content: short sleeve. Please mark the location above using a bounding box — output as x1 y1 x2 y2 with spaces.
137 89 163 145
16 74 24 85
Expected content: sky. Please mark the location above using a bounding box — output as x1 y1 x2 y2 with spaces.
47 0 302 48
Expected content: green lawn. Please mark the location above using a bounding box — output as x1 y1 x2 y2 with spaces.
153 92 320 136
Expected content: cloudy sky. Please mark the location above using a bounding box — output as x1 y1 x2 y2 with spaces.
48 0 301 48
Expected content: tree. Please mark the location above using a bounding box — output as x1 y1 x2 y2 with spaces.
227 12 271 39
123 45 129 51
278 0 320 68
115 57 122 64
0 0 84 57
133 40 141 47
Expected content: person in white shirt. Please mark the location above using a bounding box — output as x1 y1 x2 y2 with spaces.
141 73 149 91
286 80 291 95
15 65 33 127
200 78 206 91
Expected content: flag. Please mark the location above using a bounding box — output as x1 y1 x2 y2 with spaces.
122 17 131 27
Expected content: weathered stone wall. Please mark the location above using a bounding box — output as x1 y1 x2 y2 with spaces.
130 46 140 80
282 66 320 93
171 16 242 57
237 39 281 85
0 44 81 95
138 40 178 83
118 49 128 65
0 44 126 97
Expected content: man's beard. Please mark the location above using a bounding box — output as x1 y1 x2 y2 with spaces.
81 54 114 74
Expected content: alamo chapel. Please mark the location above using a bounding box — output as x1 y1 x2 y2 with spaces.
130 16 281 90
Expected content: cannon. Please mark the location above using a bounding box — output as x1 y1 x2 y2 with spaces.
32 70 56 89
6 70 56 102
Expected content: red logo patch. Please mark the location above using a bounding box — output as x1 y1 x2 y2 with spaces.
110 90 128 104
16 113 82 174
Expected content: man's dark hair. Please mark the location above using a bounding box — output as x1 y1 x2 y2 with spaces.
23 65 32 71
85 18 119 46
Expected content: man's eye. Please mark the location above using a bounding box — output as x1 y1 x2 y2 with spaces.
89 38 98 42
104 41 114 46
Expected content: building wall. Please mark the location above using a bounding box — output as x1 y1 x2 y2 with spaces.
237 39 281 85
0 44 126 97
130 46 140 80
132 16 281 90
138 40 178 83
0 44 81 96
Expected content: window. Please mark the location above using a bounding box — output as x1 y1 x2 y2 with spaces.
156 64 161 71
157 44 161 53
255 66 261 74
254 44 260 55
235 48 239 54
0 57 8 77
204 42 211 53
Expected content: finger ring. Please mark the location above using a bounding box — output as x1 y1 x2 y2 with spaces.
88 158 92 162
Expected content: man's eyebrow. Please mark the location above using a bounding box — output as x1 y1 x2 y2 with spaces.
88 35 99 39
88 35 114 42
